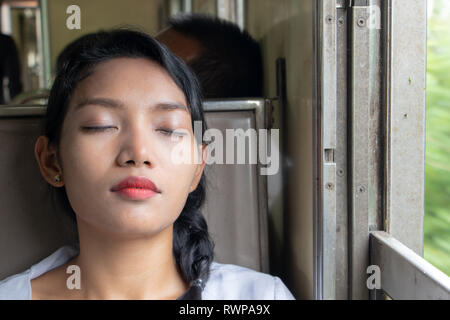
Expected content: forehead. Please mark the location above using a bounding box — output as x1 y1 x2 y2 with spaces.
68 57 189 113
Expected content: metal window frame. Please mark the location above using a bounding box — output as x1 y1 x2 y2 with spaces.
315 0 338 301
370 231 450 300
316 0 428 300
384 0 426 256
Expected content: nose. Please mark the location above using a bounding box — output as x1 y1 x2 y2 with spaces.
116 125 153 168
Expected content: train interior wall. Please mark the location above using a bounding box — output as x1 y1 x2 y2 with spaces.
246 0 315 300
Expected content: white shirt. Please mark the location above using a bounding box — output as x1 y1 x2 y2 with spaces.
0 246 295 300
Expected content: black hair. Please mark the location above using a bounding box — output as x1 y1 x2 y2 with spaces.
45 29 214 294
168 13 263 99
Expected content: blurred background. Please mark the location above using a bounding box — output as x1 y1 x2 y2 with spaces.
0 0 234 104
425 0 450 276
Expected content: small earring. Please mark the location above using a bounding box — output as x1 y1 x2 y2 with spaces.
54 175 61 183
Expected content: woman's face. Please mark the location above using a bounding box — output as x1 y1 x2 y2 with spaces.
55 57 206 236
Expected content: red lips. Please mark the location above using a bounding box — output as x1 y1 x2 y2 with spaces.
111 176 160 193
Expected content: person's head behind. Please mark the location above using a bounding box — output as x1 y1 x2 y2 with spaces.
157 14 263 99
35 29 214 288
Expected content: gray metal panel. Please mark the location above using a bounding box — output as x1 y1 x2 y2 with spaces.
385 0 426 256
202 111 261 270
318 0 338 300
317 0 356 301
203 99 270 273
321 0 337 151
370 231 450 300
349 5 373 300
322 163 336 299
335 6 349 300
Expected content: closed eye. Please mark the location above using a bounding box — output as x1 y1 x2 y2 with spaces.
81 127 187 137
82 126 117 132
157 128 187 137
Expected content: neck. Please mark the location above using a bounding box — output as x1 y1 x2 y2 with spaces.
69 218 189 300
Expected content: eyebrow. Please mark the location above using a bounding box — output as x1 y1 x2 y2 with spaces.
74 97 189 113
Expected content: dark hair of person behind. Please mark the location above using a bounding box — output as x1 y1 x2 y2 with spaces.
0 34 23 104
168 14 263 99
45 29 214 293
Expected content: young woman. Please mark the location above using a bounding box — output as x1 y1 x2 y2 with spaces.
0 29 294 300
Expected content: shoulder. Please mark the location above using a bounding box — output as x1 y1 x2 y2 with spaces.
0 245 79 300
202 262 295 300
0 270 31 300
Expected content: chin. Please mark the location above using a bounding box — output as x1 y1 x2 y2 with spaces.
106 213 174 237
77 210 174 239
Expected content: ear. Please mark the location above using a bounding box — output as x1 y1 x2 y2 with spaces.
189 143 208 193
34 136 64 187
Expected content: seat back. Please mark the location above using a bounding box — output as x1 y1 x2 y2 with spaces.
202 99 270 272
0 107 76 280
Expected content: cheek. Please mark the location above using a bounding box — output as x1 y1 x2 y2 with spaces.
160 169 196 228
161 161 197 200
57 132 115 218
59 134 109 181
159 145 199 212
162 134 202 167
160 138 200 187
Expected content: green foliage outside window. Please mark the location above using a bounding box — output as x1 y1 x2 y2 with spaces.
425 0 450 276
